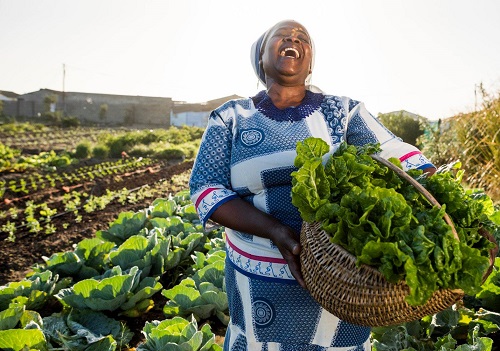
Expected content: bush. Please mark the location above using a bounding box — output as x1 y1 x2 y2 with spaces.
42 112 61 125
156 147 185 160
378 111 427 147
128 144 152 158
74 140 92 159
61 116 80 128
177 141 199 159
420 86 500 202
92 144 110 159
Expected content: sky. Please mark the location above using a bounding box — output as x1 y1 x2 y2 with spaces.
1 0 500 120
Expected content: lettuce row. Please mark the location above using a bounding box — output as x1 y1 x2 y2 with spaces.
291 138 497 305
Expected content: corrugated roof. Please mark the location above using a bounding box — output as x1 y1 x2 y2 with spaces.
172 94 243 113
0 90 20 98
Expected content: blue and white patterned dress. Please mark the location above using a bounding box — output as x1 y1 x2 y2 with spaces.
189 90 433 351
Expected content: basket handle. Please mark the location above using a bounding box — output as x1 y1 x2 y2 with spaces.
370 154 459 241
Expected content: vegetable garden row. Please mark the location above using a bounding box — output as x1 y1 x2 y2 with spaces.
1 189 500 350
1 124 203 244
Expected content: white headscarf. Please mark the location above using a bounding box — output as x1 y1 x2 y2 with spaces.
250 21 321 92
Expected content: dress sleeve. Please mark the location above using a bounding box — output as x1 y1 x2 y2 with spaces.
345 100 434 171
189 110 239 228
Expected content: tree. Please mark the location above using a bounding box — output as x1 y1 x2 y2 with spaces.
43 94 58 113
42 95 60 124
378 111 427 147
99 104 108 124
123 105 136 126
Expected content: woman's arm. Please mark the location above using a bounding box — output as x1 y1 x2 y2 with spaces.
346 101 436 173
211 198 306 288
190 108 306 288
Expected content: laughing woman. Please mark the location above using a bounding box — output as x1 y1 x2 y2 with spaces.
189 20 436 351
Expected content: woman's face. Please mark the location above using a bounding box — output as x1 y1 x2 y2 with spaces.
261 20 312 87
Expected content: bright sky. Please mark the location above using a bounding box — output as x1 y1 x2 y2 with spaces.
1 0 500 120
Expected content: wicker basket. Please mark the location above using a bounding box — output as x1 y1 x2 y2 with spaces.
299 154 497 327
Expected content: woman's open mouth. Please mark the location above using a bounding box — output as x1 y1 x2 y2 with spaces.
280 47 300 59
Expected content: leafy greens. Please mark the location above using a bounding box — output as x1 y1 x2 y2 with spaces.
291 138 497 305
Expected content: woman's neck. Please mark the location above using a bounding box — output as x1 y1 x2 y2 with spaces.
266 82 307 109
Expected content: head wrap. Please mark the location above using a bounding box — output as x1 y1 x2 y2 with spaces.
250 21 318 91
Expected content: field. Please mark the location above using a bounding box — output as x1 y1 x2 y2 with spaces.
1 121 500 350
0 160 193 284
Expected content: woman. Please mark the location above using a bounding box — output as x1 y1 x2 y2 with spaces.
189 20 435 351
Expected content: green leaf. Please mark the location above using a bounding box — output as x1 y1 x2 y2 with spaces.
55 266 141 311
74 238 115 272
294 137 330 168
120 276 162 312
42 251 82 277
0 329 47 351
96 211 148 244
291 157 330 222
108 234 154 275
151 198 178 218
0 305 24 330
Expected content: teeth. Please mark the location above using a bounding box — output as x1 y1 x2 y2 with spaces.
280 48 300 58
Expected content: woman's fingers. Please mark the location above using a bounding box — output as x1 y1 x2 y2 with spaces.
280 240 306 288
269 225 306 288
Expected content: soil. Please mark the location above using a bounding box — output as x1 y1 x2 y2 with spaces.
0 160 194 285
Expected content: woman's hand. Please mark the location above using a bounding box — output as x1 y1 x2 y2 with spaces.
268 223 305 288
211 198 306 288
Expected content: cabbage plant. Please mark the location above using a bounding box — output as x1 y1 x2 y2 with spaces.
0 271 63 311
137 315 222 351
43 309 133 350
163 260 228 325
55 266 162 314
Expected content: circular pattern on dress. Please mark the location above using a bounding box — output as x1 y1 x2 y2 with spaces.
252 298 275 327
240 129 264 147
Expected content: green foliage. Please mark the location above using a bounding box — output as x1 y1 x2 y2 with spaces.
420 87 500 202
0 328 48 351
97 126 203 158
55 266 162 313
0 122 48 134
137 315 222 351
74 140 93 159
1 144 73 173
96 210 149 245
378 111 427 147
99 104 108 122
291 137 497 305
92 144 109 159
162 259 228 325
60 115 80 128
156 147 185 160
43 309 133 350
0 271 63 312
